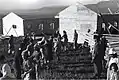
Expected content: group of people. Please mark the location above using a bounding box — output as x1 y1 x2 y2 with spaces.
100 21 119 34
1 25 119 80
92 34 119 80
0 29 79 80
105 47 119 80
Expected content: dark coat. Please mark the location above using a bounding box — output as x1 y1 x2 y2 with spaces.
101 27 108 34
100 37 107 57
110 26 118 34
14 49 22 79
93 41 103 63
74 32 78 42
62 34 68 44
46 39 53 61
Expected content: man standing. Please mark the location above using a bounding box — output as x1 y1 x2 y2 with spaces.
8 35 14 55
100 36 107 70
14 48 22 79
73 30 78 50
101 23 107 34
92 35 102 78
62 30 68 51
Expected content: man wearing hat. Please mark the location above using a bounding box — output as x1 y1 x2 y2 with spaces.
92 35 103 78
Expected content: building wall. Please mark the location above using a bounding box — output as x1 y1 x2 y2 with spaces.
2 12 24 37
59 18 97 44
59 2 97 46
23 18 59 36
0 19 3 34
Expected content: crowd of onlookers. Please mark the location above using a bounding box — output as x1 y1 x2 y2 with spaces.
0 30 80 80
1 28 119 80
91 21 119 80
92 34 119 80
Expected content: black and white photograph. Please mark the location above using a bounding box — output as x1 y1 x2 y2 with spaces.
0 0 119 80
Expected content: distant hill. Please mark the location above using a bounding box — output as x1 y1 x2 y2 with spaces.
85 1 119 14
0 6 68 19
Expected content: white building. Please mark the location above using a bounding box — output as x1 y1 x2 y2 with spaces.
57 2 97 46
2 3 97 46
2 12 24 37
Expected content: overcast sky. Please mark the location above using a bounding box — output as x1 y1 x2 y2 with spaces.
0 0 111 10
